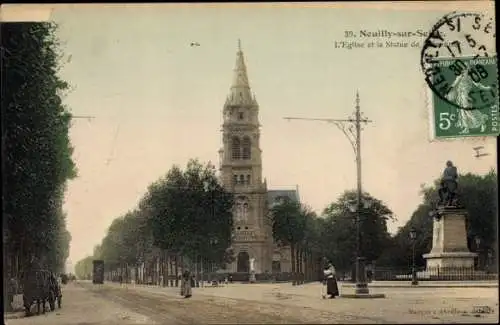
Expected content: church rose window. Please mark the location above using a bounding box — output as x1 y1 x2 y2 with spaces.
231 137 241 160
242 136 251 159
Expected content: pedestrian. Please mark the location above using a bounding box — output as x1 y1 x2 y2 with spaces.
366 268 373 283
180 270 192 298
190 274 196 288
6 277 18 312
323 262 339 299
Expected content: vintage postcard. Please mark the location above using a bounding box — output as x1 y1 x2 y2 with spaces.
2 2 498 324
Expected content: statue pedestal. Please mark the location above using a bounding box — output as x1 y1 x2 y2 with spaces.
249 271 256 283
423 208 477 275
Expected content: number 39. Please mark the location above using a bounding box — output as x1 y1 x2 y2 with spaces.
439 112 455 130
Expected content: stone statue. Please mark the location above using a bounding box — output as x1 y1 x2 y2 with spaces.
249 258 256 283
249 258 255 272
437 160 460 207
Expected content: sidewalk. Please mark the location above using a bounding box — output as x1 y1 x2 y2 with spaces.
103 280 499 324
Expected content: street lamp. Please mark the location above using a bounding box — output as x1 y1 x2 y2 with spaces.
486 250 492 273
283 93 382 298
409 228 419 286
201 180 218 288
345 197 372 292
475 236 481 270
203 237 219 287
346 199 372 212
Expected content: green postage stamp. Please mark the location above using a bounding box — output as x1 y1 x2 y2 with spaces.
428 56 499 139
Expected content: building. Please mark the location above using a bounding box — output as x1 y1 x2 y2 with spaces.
218 40 299 275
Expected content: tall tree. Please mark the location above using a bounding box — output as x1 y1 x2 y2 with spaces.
270 198 307 284
46 210 72 273
147 159 235 269
92 244 103 259
321 191 394 273
74 256 94 280
377 203 433 268
301 208 324 282
3 22 76 281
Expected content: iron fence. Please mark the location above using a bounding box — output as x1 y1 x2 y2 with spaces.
103 264 498 285
374 266 498 281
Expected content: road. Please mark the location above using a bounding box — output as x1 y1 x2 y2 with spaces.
4 281 499 324
4 282 152 325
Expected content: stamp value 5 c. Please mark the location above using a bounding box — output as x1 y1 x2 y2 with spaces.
429 56 499 138
420 11 498 138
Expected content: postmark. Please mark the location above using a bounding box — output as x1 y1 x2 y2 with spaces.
420 11 497 111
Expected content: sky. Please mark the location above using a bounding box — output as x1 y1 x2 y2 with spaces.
43 2 497 268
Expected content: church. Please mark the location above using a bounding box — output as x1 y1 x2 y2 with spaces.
218 40 298 275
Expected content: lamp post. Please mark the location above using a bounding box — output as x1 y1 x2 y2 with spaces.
284 92 375 296
475 236 481 270
409 228 419 286
486 249 492 273
203 180 219 288
345 197 372 293
207 237 218 286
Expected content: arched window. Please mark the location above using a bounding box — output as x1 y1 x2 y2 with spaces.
242 136 251 160
246 174 251 185
235 196 249 222
233 175 238 186
231 137 241 160
239 175 244 184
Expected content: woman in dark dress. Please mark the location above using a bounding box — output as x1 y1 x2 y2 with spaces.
323 262 339 299
180 270 192 298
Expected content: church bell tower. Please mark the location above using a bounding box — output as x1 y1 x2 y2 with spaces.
219 40 273 274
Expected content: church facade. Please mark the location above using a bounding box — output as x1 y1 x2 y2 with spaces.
218 41 298 274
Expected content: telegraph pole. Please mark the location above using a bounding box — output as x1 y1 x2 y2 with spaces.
284 91 378 297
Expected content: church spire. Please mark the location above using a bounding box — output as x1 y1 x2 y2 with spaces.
232 39 250 89
226 39 256 107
